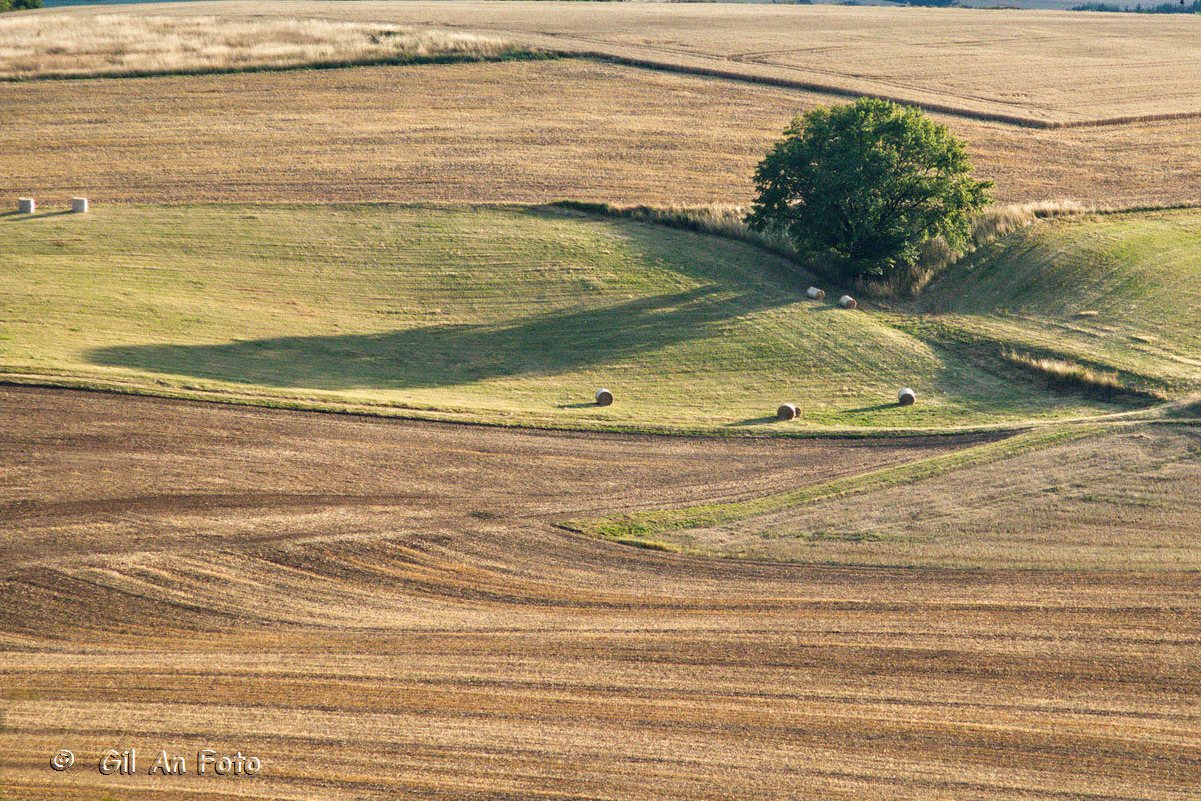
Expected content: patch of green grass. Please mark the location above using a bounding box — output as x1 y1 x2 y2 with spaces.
800 530 883 543
917 209 1201 394
605 536 681 553
0 203 1172 433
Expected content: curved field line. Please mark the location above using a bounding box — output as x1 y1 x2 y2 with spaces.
16 4 1201 130
561 426 1102 546
558 50 1201 131
3 386 1198 800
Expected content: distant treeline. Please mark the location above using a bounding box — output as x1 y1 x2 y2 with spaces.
1072 0 1201 10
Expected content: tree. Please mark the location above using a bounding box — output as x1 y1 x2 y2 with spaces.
746 97 991 283
1 0 44 11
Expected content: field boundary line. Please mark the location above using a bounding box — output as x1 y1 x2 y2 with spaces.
559 426 1101 548
0 49 557 84
514 40 1201 131
0 371 1039 440
5 22 1200 131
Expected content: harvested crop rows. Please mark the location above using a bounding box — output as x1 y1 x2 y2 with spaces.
7 2 1199 209
2 59 1199 209
2 387 1199 801
3 4 1200 800
43 1 1201 126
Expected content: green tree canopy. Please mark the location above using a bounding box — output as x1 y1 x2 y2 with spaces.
746 97 991 283
2 0 45 11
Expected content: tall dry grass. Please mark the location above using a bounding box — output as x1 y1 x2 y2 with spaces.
556 199 1094 297
1000 350 1159 401
866 199 1093 297
0 15 535 80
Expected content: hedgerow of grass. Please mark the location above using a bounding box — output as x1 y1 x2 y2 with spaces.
0 15 542 80
1002 351 1130 399
555 199 1095 299
862 200 1093 297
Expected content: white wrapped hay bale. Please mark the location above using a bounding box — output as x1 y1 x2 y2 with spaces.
776 403 798 421
806 286 825 301
838 295 857 309
71 197 89 213
898 387 917 406
595 388 614 407
18 198 34 214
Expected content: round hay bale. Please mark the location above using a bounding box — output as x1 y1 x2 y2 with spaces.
17 198 35 214
776 403 798 421
838 295 857 309
71 197 89 214
898 387 917 406
595 388 614 407
806 286 826 301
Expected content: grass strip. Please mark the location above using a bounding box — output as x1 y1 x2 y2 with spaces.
2 370 1033 440
561 426 1100 544
0 49 556 83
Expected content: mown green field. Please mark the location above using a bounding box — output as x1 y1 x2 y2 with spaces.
0 203 1188 432
917 209 1201 396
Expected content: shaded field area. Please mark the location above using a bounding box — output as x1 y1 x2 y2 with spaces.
41 0 1201 126
2 59 1199 209
1 386 1199 801
0 203 1144 432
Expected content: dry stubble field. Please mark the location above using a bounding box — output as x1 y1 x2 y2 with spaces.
42 1 1201 125
3 3 1201 800
2 59 1200 209
1 387 1199 801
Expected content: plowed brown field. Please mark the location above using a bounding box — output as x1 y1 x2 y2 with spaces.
2 387 1198 801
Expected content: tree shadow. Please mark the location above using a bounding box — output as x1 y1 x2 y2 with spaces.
88 287 795 391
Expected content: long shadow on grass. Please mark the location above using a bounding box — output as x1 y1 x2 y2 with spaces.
0 210 74 221
88 287 792 390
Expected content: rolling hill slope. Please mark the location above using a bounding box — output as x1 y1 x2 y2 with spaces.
917 209 1201 395
0 203 1142 432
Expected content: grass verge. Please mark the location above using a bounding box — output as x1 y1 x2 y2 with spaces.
0 15 548 81
554 200 1098 300
560 426 1099 546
